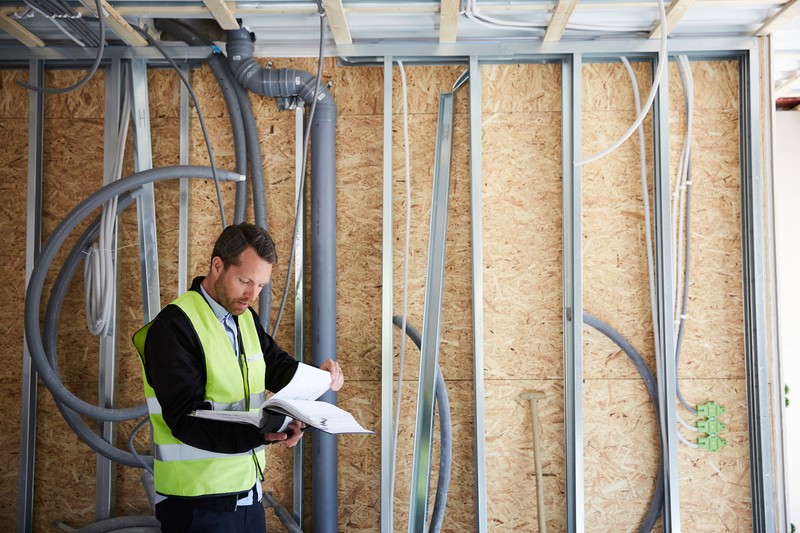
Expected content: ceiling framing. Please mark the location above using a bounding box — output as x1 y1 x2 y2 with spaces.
0 0 798 104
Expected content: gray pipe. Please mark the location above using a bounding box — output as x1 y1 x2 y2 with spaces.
43 193 154 467
73 515 160 533
153 19 250 224
24 166 243 423
225 28 339 531
583 312 663 532
392 316 452 533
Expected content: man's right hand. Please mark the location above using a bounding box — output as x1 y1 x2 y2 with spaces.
264 419 306 447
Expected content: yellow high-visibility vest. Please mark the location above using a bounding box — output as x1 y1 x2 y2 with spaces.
133 291 266 497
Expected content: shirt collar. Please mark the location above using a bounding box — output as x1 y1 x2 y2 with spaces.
199 283 231 323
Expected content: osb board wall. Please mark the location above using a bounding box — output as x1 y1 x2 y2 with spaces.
581 58 749 533
0 56 750 533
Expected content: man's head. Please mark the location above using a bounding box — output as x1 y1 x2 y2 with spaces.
203 223 278 316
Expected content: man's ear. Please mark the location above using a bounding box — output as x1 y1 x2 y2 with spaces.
210 256 224 277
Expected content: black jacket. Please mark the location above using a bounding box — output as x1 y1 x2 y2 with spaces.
141 276 299 507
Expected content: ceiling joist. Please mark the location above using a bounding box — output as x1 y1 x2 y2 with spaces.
776 73 800 97
755 0 800 35
440 0 460 43
201 0 239 30
0 12 44 47
322 0 352 45
543 0 578 42
82 0 147 46
649 0 696 39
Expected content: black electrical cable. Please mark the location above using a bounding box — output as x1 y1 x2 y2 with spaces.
15 0 105 94
391 316 452 533
271 5 326 337
583 312 663 533
130 24 228 230
154 19 250 224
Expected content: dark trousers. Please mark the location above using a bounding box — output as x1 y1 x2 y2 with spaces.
155 497 266 533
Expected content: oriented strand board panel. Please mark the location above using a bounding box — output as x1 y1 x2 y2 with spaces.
581 58 750 533
0 55 755 533
481 61 566 531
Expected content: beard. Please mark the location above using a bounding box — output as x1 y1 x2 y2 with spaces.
213 274 252 316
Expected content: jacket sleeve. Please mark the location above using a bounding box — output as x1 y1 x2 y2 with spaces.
144 305 266 454
252 314 300 393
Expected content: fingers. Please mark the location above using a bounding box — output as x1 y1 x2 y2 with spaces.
322 359 344 392
265 421 306 448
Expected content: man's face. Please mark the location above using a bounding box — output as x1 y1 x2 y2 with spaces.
212 247 273 316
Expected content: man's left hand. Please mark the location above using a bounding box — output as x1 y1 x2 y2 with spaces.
320 359 344 391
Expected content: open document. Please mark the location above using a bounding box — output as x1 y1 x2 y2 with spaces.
191 362 372 435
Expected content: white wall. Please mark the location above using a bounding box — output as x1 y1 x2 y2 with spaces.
775 110 800 527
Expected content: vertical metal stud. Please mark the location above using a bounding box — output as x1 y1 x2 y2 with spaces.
17 58 44 533
562 53 584 533
129 59 160 322
652 53 681 532
95 58 122 521
293 104 306 528
740 44 777 533
468 55 489 533
380 55 395 533
408 91 455 533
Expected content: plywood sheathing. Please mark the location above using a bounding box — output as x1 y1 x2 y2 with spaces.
0 53 754 532
0 69 31 528
581 57 750 533
480 62 565 531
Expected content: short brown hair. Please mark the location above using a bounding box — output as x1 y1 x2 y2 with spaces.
211 223 278 268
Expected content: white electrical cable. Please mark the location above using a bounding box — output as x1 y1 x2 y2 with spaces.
623 54 702 446
677 412 699 432
389 60 413 518
575 0 668 166
677 427 699 448
84 70 130 336
672 55 695 342
621 56 662 382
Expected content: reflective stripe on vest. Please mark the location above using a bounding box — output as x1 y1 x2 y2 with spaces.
132 290 267 497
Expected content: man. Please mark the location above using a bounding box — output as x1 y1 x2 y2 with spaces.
133 223 343 532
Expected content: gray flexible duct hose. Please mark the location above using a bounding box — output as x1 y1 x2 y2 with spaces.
583 312 663 533
154 19 250 224
262 492 303 533
392 316 452 533
73 515 160 533
24 166 243 422
211 53 249 224
42 193 155 466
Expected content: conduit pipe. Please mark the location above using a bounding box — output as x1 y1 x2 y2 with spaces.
392 316 452 533
24 166 244 424
43 192 154 467
153 19 251 225
226 28 339 532
583 312 663 532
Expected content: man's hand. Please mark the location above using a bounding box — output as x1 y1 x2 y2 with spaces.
265 419 306 447
320 359 344 391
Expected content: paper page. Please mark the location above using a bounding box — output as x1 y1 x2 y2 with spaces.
270 362 331 402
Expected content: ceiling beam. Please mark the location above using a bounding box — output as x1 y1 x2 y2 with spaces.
543 0 578 42
649 0 696 38
0 12 44 47
440 0 460 43
754 0 800 35
201 0 239 30
776 73 800 98
322 0 352 45
82 0 148 46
